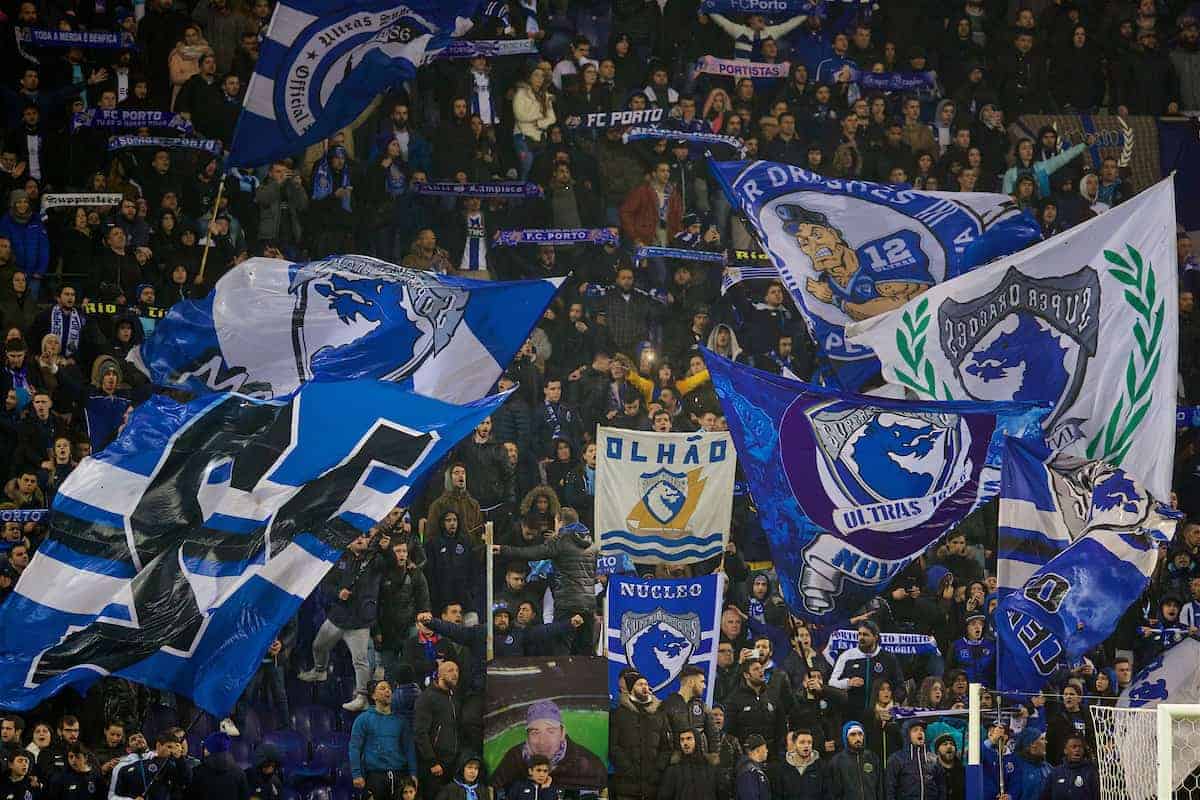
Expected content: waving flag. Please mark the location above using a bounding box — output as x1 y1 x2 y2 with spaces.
994 442 1178 694
710 161 1040 391
0 380 503 714
846 178 1178 498
605 574 724 704
704 349 1047 623
228 0 480 167
996 437 1074 596
129 254 562 403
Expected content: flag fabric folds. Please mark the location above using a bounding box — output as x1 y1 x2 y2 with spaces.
993 440 1178 694
228 0 479 167
710 160 1040 391
595 427 735 564
704 349 1048 624
605 573 724 704
996 437 1075 596
846 178 1178 498
128 254 562 403
0 379 504 714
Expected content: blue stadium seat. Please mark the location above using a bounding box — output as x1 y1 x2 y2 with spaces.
291 706 314 742
306 705 336 739
263 729 308 771
254 705 281 734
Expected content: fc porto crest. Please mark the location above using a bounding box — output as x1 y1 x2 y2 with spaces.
621 607 700 693
937 266 1100 441
627 468 704 532
780 397 974 535
289 255 468 386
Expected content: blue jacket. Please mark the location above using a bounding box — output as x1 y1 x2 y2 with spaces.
1038 760 1098 800
1010 754 1051 800
736 755 771 800
348 701 418 779
0 212 50 276
885 724 944 800
949 637 996 686
1001 144 1087 198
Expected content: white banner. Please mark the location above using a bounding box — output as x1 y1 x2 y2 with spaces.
41 193 124 210
596 428 735 565
846 178 1178 498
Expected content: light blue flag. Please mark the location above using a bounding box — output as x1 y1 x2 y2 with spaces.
605 574 725 704
708 161 1041 390
994 439 1179 694
128 254 563 403
704 349 1048 624
228 0 480 167
0 379 504 714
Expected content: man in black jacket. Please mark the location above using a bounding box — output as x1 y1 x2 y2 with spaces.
187 733 249 800
297 532 383 712
770 729 826 800
453 418 514 525
374 539 431 684
414 660 461 800
884 720 943 800
45 743 103 800
828 722 881 800
660 665 720 756
725 659 786 758
660 729 721 800
611 673 672 800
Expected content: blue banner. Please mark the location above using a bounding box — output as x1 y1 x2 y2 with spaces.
635 246 727 264
228 0 481 167
624 127 747 157
434 38 538 59
564 108 664 130
0 509 47 523
605 574 724 704
704 349 1048 624
414 181 543 198
0 379 503 714
72 109 193 134
1179 406 1200 429
709 160 1041 391
994 438 1179 694
494 228 616 246
24 28 136 48
853 70 936 92
108 135 223 154
128 254 562 404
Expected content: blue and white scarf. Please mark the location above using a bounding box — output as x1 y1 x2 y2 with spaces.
623 127 747 157
468 69 497 126
108 135 222 154
852 69 937 92
23 28 136 49
495 228 618 246
435 38 539 59
50 305 84 357
72 109 193 134
415 181 543 198
0 508 47 523
694 55 790 80
635 246 726 264
312 149 352 212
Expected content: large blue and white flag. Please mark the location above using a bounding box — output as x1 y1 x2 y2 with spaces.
704 349 1047 624
228 0 480 167
994 443 1178 694
996 437 1074 596
847 178 1178 499
0 379 503 714
605 574 724 704
710 161 1041 391
595 428 736 565
128 254 562 403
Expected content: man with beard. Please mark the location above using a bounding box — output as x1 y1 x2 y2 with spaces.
932 731 964 800
770 729 825 800
828 722 881 800
884 720 943 800
492 699 607 792
659 728 719 800
725 658 786 757
660 665 720 756
829 621 906 714
611 673 672 800
414 660 462 800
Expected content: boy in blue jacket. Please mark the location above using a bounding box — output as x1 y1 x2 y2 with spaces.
349 680 418 799
949 613 996 688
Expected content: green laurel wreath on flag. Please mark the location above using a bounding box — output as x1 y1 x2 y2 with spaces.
1087 244 1163 465
893 296 952 400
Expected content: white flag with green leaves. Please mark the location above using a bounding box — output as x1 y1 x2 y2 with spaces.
846 177 1177 498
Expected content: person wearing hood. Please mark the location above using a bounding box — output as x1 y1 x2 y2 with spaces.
830 621 907 715
1041 734 1098 800
931 730 963 800
0 270 36 337
770 729 825 800
829 721 882 800
347 679 418 799
739 572 789 629
1010 728 1051 800
84 357 132 451
734 734 770 800
244 744 283 799
660 728 720 800
1078 174 1110 217
884 719 943 800
706 323 747 365
435 755 484 800
948 613 995 688
0 190 48 297
494 507 597 656
1050 26 1105 110
184 733 247 800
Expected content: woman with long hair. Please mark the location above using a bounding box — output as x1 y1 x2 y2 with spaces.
870 680 903 761
702 88 733 133
512 66 556 180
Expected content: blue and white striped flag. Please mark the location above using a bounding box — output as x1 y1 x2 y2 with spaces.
228 0 481 167
128 254 562 403
997 437 1074 596
606 574 725 704
0 379 503 714
595 428 735 564
721 264 780 294
994 440 1179 694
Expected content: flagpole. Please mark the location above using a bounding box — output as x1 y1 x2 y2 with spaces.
197 171 228 284
485 520 494 662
